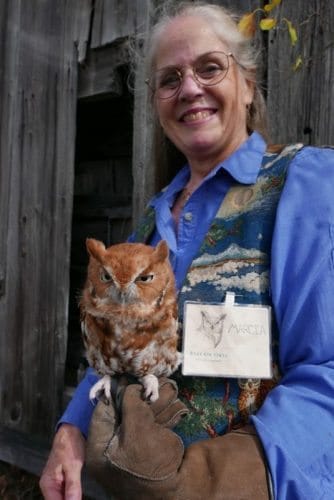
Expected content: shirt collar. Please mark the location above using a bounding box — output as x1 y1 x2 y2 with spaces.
150 132 267 208
208 131 267 184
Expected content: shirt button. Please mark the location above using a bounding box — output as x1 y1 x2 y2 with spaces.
184 212 193 221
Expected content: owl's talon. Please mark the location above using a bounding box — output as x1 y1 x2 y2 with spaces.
140 374 159 402
89 375 112 403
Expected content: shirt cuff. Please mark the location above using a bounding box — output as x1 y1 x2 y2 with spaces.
57 367 99 438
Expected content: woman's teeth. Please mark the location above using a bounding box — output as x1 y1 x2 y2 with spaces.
183 110 213 122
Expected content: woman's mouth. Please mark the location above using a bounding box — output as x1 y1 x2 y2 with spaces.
180 109 216 123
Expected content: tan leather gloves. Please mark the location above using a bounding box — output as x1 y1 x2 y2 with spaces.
86 378 272 500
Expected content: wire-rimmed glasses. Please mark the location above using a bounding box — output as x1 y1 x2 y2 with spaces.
146 51 234 100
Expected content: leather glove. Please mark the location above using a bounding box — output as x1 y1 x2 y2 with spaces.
86 378 272 500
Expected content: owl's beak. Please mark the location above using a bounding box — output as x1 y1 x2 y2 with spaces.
110 285 137 305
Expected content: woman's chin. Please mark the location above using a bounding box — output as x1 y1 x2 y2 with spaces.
182 138 221 159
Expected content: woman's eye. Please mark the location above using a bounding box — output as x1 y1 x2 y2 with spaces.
100 270 112 282
159 72 180 89
197 63 222 79
136 274 154 283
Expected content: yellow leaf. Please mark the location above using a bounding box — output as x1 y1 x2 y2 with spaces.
238 12 257 38
259 18 277 30
293 55 303 71
285 19 298 46
264 0 282 12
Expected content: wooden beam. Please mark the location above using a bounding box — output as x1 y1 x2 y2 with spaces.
0 0 81 437
267 1 334 145
78 43 128 99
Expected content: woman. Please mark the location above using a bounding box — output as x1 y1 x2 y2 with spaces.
40 2 334 499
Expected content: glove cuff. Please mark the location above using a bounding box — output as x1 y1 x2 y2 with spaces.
232 425 274 500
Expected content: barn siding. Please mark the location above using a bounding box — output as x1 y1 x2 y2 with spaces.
0 0 91 437
91 0 144 48
267 0 334 144
132 0 156 223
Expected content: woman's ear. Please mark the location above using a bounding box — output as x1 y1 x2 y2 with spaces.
243 77 255 107
237 64 256 107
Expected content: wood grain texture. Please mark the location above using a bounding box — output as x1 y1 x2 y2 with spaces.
267 0 334 145
91 0 144 48
0 0 90 436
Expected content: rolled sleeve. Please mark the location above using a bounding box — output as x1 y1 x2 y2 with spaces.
57 368 99 438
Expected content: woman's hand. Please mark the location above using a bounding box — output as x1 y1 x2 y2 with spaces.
39 424 85 500
86 379 272 500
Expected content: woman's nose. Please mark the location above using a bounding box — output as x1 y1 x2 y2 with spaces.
178 71 203 100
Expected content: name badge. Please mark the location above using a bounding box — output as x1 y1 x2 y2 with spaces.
182 292 272 379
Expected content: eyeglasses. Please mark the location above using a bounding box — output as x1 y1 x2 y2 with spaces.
146 51 234 100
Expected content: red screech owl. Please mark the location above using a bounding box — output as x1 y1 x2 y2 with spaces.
80 238 182 402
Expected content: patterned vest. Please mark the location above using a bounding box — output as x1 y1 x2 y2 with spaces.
132 144 303 446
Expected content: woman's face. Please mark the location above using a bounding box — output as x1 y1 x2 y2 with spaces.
153 15 254 167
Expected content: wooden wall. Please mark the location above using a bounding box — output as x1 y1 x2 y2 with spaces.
267 0 334 145
0 0 92 471
0 0 89 435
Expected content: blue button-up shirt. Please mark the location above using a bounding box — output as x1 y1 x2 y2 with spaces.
60 132 334 499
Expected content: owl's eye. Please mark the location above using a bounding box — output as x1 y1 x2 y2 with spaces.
136 274 154 283
100 269 113 282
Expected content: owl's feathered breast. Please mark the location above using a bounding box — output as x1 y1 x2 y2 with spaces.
80 239 180 380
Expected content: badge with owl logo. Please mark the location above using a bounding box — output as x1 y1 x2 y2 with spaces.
182 292 272 378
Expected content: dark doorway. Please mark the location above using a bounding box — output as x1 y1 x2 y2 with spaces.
66 88 133 387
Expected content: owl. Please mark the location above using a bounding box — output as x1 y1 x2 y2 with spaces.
80 238 182 402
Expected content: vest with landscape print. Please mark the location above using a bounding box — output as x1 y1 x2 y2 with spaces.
132 143 303 446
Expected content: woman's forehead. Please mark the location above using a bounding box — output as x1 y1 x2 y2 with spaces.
154 16 229 68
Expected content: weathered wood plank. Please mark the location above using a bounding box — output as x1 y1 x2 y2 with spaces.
0 0 91 437
0 0 14 305
91 0 144 48
131 0 155 225
267 0 334 145
70 0 93 63
78 43 126 99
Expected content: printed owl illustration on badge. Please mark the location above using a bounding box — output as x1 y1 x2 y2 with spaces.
79 238 182 402
199 310 227 348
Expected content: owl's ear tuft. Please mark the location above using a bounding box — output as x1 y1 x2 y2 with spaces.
86 238 106 260
154 240 169 262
